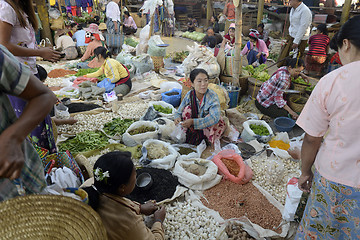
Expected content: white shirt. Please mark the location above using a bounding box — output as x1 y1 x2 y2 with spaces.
106 1 121 22
0 0 37 74
289 2 312 44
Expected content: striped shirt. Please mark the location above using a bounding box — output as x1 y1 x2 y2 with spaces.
175 89 221 130
308 34 330 57
256 67 291 108
0 45 46 202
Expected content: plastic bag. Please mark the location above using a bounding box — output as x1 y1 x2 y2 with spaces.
149 101 175 118
54 87 80 99
173 158 222 190
265 155 285 184
116 51 133 65
161 88 181 107
147 35 166 57
241 120 273 143
132 54 154 75
54 103 70 119
153 117 176 140
159 81 183 92
97 78 115 93
175 140 207 161
212 149 253 184
136 24 151 55
140 139 179 170
283 177 303 221
170 124 186 143
122 121 160 147
48 7 61 19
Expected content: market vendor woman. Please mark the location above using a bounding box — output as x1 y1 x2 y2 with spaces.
255 58 307 119
174 68 226 146
85 47 132 96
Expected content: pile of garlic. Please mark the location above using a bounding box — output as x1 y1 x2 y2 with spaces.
250 153 300 205
163 200 220 240
87 148 112 167
45 77 65 87
57 112 121 134
114 101 148 119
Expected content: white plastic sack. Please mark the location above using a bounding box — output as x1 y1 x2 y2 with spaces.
121 44 136 53
153 117 176 140
173 158 222 190
241 120 273 143
136 24 151 55
283 177 303 221
122 121 159 146
149 101 175 118
142 139 179 169
182 43 221 79
116 51 133 64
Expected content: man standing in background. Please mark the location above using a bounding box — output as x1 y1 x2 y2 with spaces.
277 0 312 67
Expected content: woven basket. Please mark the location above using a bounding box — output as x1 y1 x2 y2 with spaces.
0 195 108 240
247 77 263 99
292 82 309 93
151 56 164 73
289 94 308 113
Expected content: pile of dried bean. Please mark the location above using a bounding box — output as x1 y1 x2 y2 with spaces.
48 69 77 78
221 158 240 176
202 180 283 233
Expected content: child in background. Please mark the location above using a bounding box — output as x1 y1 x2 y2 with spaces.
224 23 236 45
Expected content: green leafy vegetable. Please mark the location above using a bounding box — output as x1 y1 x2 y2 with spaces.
124 38 139 48
128 126 156 135
249 124 270 136
153 104 172 114
103 118 135 136
292 76 311 86
75 68 99 76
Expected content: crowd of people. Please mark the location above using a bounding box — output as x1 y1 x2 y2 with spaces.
0 0 359 238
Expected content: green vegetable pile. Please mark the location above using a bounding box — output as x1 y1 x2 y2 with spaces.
171 51 189 62
128 126 156 135
292 76 311 86
305 85 315 92
153 104 172 114
250 124 270 136
181 31 206 42
59 130 109 154
103 118 135 136
243 64 270 82
124 38 139 48
75 68 99 76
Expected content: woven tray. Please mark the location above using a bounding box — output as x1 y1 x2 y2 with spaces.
292 82 310 93
289 94 308 113
247 77 263 98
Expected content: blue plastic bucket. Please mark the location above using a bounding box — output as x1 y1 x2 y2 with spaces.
227 86 240 108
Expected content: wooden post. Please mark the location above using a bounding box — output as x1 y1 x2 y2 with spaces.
149 14 155 39
257 0 265 26
34 0 53 44
207 0 213 27
340 0 352 24
232 0 242 85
